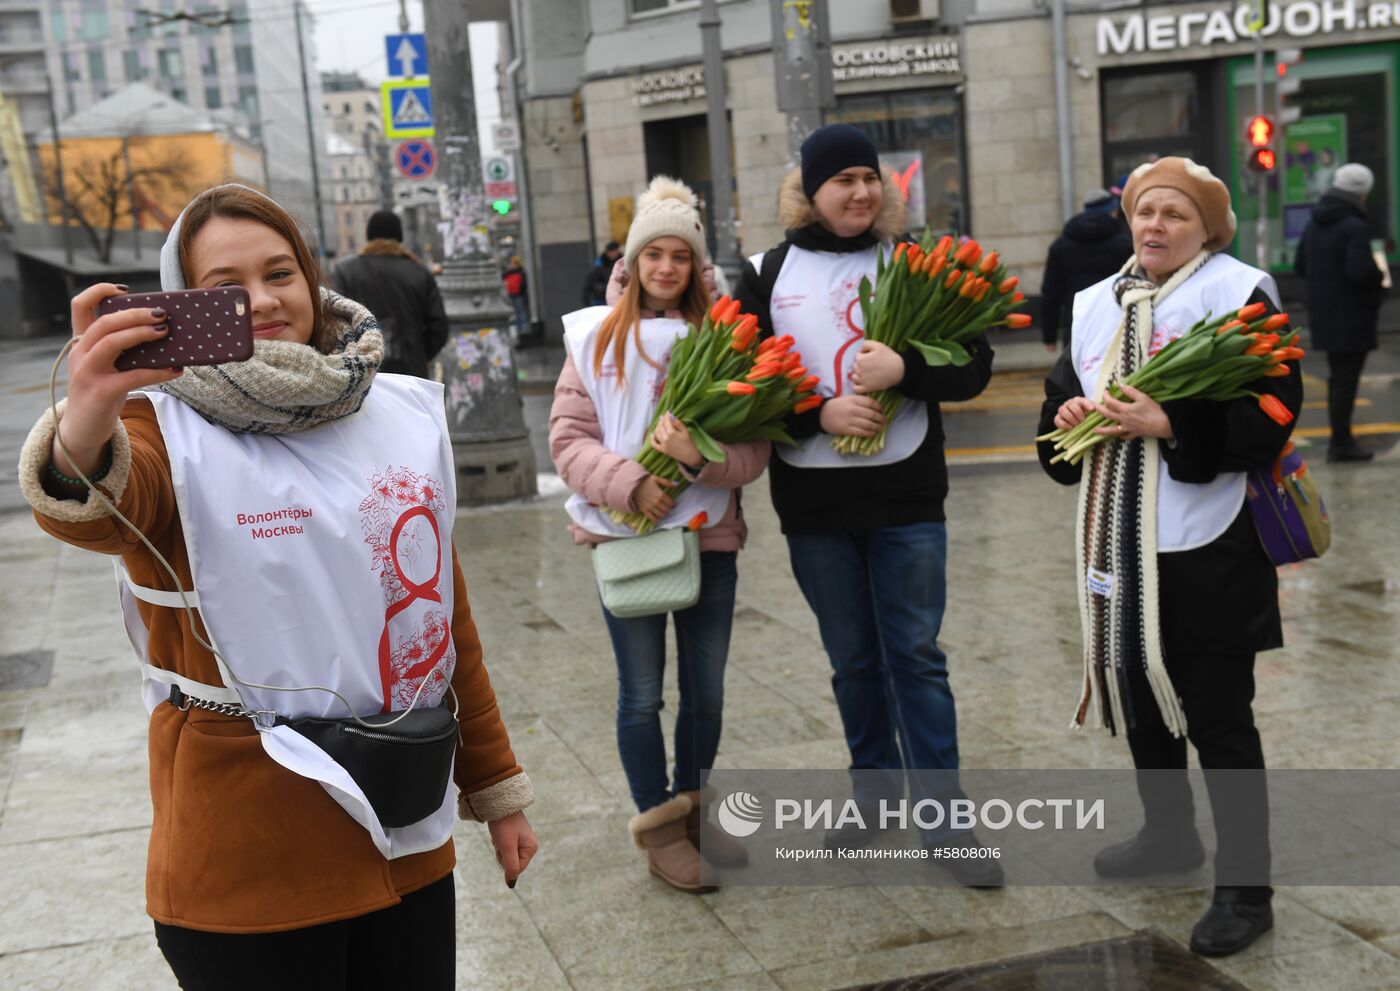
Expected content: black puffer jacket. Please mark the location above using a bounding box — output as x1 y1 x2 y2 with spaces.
1039 211 1134 347
1294 193 1386 353
332 240 450 377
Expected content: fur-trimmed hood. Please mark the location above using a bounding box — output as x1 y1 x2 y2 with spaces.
777 166 906 239
359 238 421 262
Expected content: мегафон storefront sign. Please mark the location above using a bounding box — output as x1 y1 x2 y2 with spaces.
1097 0 1399 55
630 37 961 106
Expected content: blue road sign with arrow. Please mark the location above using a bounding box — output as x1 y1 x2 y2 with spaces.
384 33 427 77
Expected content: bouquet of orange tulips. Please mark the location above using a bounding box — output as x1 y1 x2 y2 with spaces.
1036 302 1299 466
608 295 818 533
834 234 1031 455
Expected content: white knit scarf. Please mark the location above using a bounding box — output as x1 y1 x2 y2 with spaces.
1073 250 1211 738
149 289 384 434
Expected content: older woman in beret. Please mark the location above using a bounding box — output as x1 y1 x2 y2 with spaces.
1036 158 1303 956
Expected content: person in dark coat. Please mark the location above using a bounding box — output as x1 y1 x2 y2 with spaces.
1294 163 1388 462
1040 189 1134 351
581 241 621 306
331 210 450 378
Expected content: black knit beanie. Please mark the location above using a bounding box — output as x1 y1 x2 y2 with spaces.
366 209 403 242
800 124 880 200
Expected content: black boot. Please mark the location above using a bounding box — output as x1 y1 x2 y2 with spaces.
1190 888 1274 956
926 832 1005 889
1093 827 1205 878
1327 442 1373 463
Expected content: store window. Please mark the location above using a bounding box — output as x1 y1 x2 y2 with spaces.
1100 64 1216 189
234 45 255 75
1229 45 1398 271
830 88 968 236
158 48 182 79
205 85 221 109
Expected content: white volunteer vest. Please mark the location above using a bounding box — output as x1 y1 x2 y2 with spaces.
561 307 728 536
1070 253 1281 551
115 375 459 860
754 245 929 468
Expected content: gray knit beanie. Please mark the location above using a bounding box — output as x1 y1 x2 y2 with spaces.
623 176 708 272
1331 163 1374 198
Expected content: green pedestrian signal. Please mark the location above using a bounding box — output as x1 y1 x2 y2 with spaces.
492 199 512 216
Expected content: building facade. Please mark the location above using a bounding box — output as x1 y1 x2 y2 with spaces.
508 0 1399 339
36 0 327 243
325 130 379 260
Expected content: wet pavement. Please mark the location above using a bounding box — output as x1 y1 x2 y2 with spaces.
1 333 1399 989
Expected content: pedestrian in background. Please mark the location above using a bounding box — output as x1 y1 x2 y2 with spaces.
502 254 530 340
332 209 450 378
1039 188 1133 352
734 123 1001 887
549 176 767 893
582 240 621 305
1294 162 1388 462
19 184 535 988
1037 158 1302 957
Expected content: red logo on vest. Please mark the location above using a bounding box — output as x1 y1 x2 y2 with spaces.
360 467 455 712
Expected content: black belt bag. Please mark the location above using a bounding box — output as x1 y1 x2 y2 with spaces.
283 706 459 829
166 686 457 830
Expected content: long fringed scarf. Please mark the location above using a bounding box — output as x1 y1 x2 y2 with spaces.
1073 250 1211 738
150 289 384 435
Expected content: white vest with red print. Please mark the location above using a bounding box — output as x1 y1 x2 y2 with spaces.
561 306 727 537
1070 253 1280 551
753 245 929 469
114 375 459 860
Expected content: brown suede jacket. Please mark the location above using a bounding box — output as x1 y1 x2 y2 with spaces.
20 397 530 933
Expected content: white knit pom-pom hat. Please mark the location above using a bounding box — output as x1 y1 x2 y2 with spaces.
623 175 709 272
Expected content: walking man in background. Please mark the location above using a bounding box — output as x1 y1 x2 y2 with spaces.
332 210 450 378
582 240 621 306
1295 163 1389 463
1038 189 1133 353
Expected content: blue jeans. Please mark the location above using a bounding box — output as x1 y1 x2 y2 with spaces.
601 550 738 812
510 295 529 333
786 522 960 810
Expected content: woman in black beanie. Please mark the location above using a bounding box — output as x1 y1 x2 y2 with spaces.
735 123 1000 886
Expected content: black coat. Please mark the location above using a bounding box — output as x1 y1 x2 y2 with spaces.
581 254 614 306
332 243 450 378
1039 210 1134 348
1294 193 1386 353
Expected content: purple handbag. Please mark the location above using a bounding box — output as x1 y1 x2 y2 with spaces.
1245 442 1330 565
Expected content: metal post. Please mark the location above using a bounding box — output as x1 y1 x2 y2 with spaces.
122 135 142 260
506 0 540 338
1253 13 1268 269
699 0 741 282
1050 0 1075 223
771 0 833 163
293 1 328 253
42 62 73 266
423 0 536 505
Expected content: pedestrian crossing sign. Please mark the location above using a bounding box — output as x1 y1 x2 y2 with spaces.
381 79 434 139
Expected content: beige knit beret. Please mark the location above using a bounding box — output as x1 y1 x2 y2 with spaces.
1121 157 1237 252
623 175 709 272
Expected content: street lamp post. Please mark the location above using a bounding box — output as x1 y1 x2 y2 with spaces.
699 0 742 283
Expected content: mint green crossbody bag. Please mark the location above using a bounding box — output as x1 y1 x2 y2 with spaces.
593 528 701 618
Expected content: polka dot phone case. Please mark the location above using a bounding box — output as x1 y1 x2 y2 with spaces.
103 288 254 370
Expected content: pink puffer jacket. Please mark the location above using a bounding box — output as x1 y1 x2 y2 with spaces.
548 354 769 551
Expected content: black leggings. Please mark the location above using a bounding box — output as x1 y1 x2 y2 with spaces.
154 874 454 990
1326 350 1368 446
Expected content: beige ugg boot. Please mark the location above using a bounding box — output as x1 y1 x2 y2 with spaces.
629 795 715 894
679 788 749 868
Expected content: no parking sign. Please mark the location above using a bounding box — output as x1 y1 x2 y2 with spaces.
395 139 436 180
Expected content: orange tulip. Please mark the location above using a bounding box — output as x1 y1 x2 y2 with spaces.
796 375 819 393
1005 313 1032 329
726 381 756 396
1278 346 1305 360
1013 291 1025 303
893 243 908 262
1237 302 1267 322
794 395 823 414
944 269 962 290
1244 341 1273 357
686 512 708 531
999 276 1019 294
1260 313 1289 331
721 298 742 324
906 246 923 268
708 295 731 322
975 283 991 303
1258 394 1293 425
1262 363 1291 377
935 235 954 256
954 240 982 267
928 256 947 278
978 251 1000 274
746 365 780 381
785 365 807 380
959 277 978 298
1216 319 1246 336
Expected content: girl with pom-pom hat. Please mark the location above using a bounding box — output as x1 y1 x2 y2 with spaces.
549 175 768 892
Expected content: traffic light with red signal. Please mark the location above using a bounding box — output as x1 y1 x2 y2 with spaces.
1246 114 1276 173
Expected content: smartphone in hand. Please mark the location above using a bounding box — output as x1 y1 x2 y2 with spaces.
101 287 254 370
